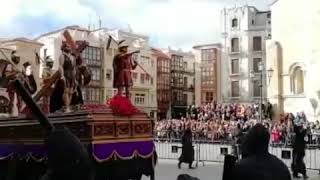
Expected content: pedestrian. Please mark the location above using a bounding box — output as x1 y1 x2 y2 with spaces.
291 118 308 179
178 128 195 169
231 124 291 180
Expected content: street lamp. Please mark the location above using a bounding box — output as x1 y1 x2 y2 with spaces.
267 68 274 84
250 62 265 123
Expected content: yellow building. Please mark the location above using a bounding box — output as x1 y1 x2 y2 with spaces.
266 0 320 121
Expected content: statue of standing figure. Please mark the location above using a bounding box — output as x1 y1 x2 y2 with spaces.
59 42 76 113
113 41 140 98
2 51 37 116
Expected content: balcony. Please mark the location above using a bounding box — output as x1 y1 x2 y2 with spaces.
172 101 187 107
183 85 194 92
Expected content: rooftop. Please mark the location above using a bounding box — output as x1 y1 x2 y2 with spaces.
35 25 91 40
0 37 43 46
151 48 170 59
193 43 222 49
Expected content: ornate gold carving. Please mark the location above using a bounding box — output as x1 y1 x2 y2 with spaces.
132 121 152 137
93 123 115 137
116 122 130 137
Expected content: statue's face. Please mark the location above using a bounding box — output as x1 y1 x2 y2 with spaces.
63 44 71 53
119 47 128 53
12 56 20 64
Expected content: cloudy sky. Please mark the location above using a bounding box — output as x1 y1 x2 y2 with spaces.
0 0 273 50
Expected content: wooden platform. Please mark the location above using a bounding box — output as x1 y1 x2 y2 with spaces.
0 106 153 144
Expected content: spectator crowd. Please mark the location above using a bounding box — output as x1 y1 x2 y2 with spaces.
155 102 320 145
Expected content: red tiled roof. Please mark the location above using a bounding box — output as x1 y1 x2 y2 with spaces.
151 48 170 59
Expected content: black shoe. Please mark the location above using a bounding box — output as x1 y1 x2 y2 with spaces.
293 174 301 178
303 175 309 179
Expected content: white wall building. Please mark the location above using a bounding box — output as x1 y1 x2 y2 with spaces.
266 0 320 122
221 5 271 103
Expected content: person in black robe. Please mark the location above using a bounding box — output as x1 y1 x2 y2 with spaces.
178 128 194 169
291 118 308 179
231 124 291 180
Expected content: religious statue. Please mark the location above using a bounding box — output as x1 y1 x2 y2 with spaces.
41 58 54 113
47 31 90 113
59 42 76 113
113 41 140 98
2 50 37 115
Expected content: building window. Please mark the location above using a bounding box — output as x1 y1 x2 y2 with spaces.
91 68 101 81
206 92 214 102
253 58 262 72
183 94 187 105
183 62 187 70
106 69 112 80
134 94 145 105
151 77 154 85
252 20 255 25
140 73 145 84
132 72 138 82
231 81 240 97
291 67 304 94
231 59 239 74
231 38 239 52
43 48 47 58
232 18 238 27
253 80 261 97
81 46 102 66
184 77 188 88
253 36 262 51
267 12 271 18
201 49 215 62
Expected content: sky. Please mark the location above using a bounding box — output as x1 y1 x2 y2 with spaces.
0 0 273 50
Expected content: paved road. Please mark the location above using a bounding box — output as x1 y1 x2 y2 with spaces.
141 159 320 180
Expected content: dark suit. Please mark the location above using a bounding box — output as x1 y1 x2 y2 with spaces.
291 125 307 176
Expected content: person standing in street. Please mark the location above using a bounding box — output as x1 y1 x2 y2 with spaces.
291 116 309 179
178 128 195 169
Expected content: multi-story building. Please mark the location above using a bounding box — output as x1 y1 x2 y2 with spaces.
164 48 195 118
193 43 222 105
0 38 43 116
36 25 118 104
266 0 320 121
152 48 171 120
108 29 158 119
221 5 271 103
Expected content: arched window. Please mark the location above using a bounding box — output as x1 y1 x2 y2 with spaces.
232 18 238 27
291 67 304 94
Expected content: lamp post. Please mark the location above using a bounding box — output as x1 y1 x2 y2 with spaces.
250 62 273 123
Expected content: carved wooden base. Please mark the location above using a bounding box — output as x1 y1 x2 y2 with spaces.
0 107 153 144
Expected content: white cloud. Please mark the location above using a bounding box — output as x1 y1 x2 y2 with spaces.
0 0 270 50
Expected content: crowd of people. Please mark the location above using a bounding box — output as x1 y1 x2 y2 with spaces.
155 102 320 145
